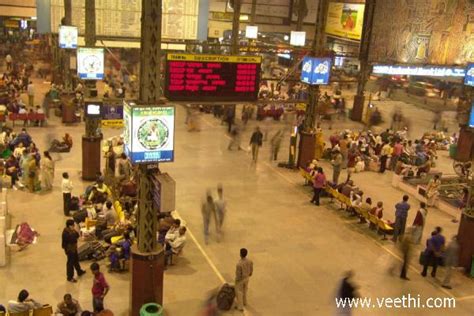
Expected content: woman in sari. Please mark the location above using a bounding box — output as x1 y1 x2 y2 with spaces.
41 151 54 191
426 174 441 207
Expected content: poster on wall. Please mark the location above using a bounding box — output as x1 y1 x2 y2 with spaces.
102 101 124 127
369 0 474 65
124 104 175 164
59 25 78 49
301 57 331 85
325 2 365 41
77 47 104 80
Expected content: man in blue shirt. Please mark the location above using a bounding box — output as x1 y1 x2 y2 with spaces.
421 226 445 277
392 195 410 242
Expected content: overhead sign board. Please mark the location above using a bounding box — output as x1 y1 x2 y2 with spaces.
77 47 104 80
464 63 474 86
290 31 306 46
245 25 258 39
301 57 332 85
372 65 466 77
124 103 175 164
165 53 261 102
59 25 78 49
325 2 365 41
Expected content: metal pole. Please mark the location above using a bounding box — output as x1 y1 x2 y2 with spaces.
296 0 307 31
231 0 242 55
250 0 257 25
137 0 162 253
303 0 328 131
352 0 376 121
85 0 96 47
62 0 72 91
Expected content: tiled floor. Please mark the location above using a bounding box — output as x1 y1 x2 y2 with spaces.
0 76 472 316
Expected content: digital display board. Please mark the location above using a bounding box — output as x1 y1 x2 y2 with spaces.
165 54 262 102
301 57 332 85
372 65 466 77
124 103 175 164
59 25 78 49
77 47 104 80
464 63 474 87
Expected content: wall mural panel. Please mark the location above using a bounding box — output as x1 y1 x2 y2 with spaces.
369 0 474 65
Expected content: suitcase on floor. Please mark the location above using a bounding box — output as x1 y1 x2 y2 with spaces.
216 283 235 311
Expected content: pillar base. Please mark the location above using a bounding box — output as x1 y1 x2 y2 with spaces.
130 245 165 316
297 132 316 169
457 212 474 272
351 94 365 122
82 136 101 181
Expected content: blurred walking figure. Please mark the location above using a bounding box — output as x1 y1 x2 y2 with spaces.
202 191 217 244
249 127 263 163
214 184 227 235
442 235 459 289
421 226 445 278
270 129 284 161
335 270 358 316
227 125 242 151
399 227 414 280
235 248 253 312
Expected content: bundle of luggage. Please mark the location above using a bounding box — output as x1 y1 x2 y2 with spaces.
78 240 109 261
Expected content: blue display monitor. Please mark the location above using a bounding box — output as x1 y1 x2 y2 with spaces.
301 57 331 85
464 63 474 86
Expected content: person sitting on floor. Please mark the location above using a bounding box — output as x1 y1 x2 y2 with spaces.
89 178 112 202
103 201 118 227
50 133 73 152
8 289 42 313
165 226 187 266
56 293 82 316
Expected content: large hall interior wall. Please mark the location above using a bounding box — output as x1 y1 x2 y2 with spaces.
0 0 36 17
369 0 474 65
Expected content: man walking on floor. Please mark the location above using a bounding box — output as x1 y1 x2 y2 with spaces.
249 126 263 163
331 147 343 184
392 195 410 242
62 219 86 283
235 248 253 312
90 262 109 313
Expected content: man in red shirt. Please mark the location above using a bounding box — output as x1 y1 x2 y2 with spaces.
90 263 110 313
390 140 404 170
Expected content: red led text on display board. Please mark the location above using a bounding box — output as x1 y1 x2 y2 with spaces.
165 54 262 102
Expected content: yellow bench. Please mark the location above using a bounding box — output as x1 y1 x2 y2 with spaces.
299 168 313 184
368 213 378 229
377 218 394 240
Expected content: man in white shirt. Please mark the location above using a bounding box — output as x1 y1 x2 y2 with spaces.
5 54 12 71
165 219 181 242
62 172 73 216
165 227 186 266
27 81 35 107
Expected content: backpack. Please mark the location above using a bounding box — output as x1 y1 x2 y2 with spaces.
216 283 235 311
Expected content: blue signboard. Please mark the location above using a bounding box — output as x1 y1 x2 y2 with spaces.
464 63 474 86
301 57 331 85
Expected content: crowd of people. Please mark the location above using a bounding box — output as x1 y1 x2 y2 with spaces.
0 127 54 192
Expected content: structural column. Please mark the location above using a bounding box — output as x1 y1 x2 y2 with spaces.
130 1 165 315
231 0 242 55
351 0 376 121
82 0 101 180
297 0 328 168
